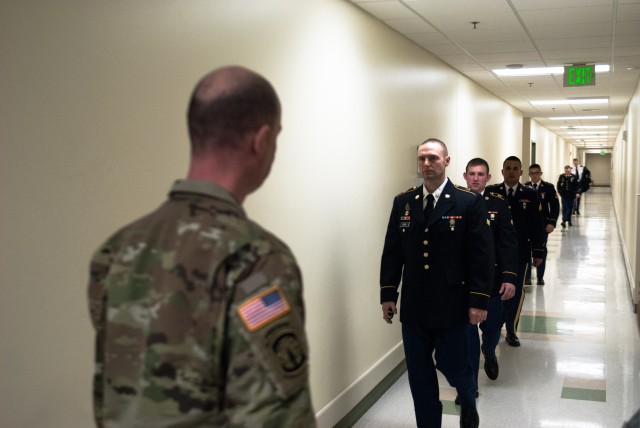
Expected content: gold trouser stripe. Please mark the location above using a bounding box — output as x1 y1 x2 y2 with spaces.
512 264 528 332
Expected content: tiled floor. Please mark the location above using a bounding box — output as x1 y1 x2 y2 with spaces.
354 187 640 428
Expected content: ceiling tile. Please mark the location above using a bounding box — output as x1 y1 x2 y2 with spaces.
384 17 437 33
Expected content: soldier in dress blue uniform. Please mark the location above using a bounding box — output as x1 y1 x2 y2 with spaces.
485 156 545 348
380 139 494 428
524 164 560 285
572 158 591 214
557 165 582 227
461 158 518 395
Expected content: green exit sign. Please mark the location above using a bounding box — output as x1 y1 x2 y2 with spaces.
564 65 596 87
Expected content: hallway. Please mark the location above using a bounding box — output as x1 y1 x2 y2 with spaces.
354 187 640 427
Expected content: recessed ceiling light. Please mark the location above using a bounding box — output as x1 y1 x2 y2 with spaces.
493 64 609 76
530 98 608 105
549 116 608 120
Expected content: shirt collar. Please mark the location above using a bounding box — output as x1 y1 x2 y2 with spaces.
505 182 519 193
423 177 449 204
169 179 245 215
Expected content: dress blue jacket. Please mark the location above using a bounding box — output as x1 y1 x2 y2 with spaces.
380 179 494 329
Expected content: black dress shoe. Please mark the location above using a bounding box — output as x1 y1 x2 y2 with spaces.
506 334 520 347
537 279 545 285
460 406 479 428
524 279 532 285
576 210 580 215
454 391 479 405
561 221 566 228
484 357 499 380
568 220 572 226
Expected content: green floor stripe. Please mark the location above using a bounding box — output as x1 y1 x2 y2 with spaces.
518 314 576 335
442 400 460 416
561 386 606 402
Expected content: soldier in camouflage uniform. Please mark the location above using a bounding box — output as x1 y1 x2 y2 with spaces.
88 66 316 427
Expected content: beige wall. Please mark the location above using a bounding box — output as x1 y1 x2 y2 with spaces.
523 118 570 183
612 77 640 306
584 153 611 187
1 1 529 426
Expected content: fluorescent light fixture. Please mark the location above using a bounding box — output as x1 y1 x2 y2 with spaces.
549 116 608 120
493 64 609 76
560 125 608 129
567 131 613 135
531 98 608 106
570 135 609 139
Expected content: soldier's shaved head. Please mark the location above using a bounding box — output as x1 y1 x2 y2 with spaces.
187 66 281 154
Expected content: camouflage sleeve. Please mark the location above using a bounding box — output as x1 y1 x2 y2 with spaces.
221 240 316 427
87 244 114 428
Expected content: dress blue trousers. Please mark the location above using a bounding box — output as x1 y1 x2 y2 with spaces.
561 195 574 222
402 322 476 428
468 294 503 388
526 234 548 281
503 262 528 336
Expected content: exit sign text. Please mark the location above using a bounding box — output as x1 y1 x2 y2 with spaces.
564 65 596 87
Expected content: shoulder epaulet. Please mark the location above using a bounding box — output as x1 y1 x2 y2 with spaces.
395 186 417 197
454 184 475 195
489 192 505 200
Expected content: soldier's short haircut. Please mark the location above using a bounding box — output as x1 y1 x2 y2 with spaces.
187 70 280 153
417 138 448 156
529 163 541 170
466 157 490 173
503 155 522 168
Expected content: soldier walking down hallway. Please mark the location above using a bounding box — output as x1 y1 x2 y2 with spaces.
486 156 545 348
379 139 494 428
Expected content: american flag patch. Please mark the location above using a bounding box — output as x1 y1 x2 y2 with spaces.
238 285 291 332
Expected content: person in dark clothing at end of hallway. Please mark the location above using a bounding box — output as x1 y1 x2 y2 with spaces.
380 139 494 428
486 156 545 348
524 164 559 286
572 158 591 215
557 165 582 228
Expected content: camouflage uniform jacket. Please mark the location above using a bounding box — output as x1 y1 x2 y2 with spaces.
88 180 316 427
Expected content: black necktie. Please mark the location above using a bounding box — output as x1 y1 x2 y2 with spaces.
424 194 434 219
533 183 538 190
575 168 580 180
508 187 514 203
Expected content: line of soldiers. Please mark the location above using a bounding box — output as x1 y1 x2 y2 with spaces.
380 144 589 428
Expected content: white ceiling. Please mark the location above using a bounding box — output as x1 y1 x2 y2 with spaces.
349 0 640 149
